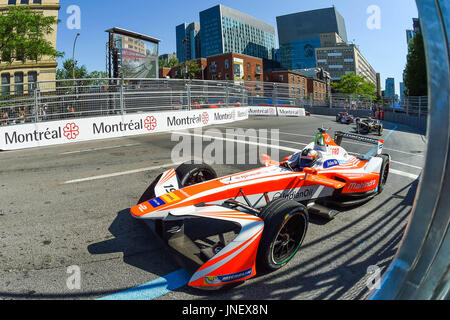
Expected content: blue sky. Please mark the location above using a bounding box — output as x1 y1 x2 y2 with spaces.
56 0 419 92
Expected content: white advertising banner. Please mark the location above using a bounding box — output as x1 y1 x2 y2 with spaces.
0 107 249 151
248 106 278 117
248 106 306 117
276 106 306 117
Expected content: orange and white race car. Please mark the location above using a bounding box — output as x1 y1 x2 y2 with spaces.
130 128 390 290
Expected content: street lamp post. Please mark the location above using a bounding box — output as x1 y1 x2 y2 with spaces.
72 33 81 83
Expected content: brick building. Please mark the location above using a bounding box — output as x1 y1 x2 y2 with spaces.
205 52 263 83
307 77 328 101
264 70 307 99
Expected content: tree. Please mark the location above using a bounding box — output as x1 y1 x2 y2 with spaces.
404 32 427 96
0 6 62 67
159 56 179 68
56 59 107 86
331 72 377 98
177 60 202 79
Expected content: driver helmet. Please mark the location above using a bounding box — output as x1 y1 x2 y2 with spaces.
298 149 319 168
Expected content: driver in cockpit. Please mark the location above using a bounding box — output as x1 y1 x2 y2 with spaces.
285 148 320 172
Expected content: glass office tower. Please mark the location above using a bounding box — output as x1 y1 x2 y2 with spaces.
176 22 202 63
199 4 276 60
277 7 348 69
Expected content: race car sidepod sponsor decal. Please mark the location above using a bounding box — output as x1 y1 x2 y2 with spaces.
149 197 167 208
323 159 340 169
273 185 334 201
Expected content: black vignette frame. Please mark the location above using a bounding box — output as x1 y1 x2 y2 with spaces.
370 0 449 300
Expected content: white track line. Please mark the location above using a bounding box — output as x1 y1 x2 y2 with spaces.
63 131 420 184
390 169 420 180
63 163 179 184
174 131 419 180
218 126 425 157
61 143 140 155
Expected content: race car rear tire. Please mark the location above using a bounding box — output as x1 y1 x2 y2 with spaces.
256 199 309 273
378 124 384 136
137 173 162 204
176 161 218 187
377 154 390 194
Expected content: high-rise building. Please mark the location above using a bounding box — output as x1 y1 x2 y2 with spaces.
0 0 60 93
406 18 421 45
385 78 395 99
176 22 202 63
277 7 348 70
376 73 382 98
315 32 377 84
199 4 276 60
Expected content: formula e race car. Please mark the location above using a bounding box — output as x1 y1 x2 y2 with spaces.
130 128 390 290
356 117 384 136
336 112 355 124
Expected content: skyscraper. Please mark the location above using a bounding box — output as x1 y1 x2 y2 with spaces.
199 4 276 60
176 22 201 63
385 78 396 99
277 7 348 70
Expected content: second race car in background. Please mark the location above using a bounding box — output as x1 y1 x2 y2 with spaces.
356 117 384 136
336 112 356 124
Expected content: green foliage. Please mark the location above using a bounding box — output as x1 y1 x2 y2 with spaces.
159 56 179 68
404 32 427 96
56 59 107 87
0 6 62 66
331 72 376 98
176 60 202 79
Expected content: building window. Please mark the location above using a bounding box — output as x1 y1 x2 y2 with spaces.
14 72 24 95
209 61 217 73
20 0 29 4
279 75 284 82
247 75 251 81
247 62 251 68
1 74 11 95
27 71 37 92
225 59 229 69
8 0 17 5
33 0 42 3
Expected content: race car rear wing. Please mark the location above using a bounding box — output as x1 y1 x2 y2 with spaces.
334 131 384 155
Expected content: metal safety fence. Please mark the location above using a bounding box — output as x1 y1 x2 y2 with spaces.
0 78 312 126
0 77 428 126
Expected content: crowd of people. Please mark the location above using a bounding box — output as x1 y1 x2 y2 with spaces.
1 107 27 126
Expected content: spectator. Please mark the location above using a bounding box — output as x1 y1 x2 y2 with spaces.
18 108 26 123
9 108 17 125
1 110 8 126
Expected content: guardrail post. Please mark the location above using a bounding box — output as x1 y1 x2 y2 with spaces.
418 96 422 118
119 82 125 115
273 83 278 108
33 88 40 123
225 82 230 107
186 83 191 111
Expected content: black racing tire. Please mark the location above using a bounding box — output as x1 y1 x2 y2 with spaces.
256 199 309 273
378 124 384 136
377 154 390 194
176 161 218 187
137 173 162 204
336 115 340 122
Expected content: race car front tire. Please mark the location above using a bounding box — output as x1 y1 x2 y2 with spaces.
176 161 218 187
377 154 390 194
256 199 309 273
